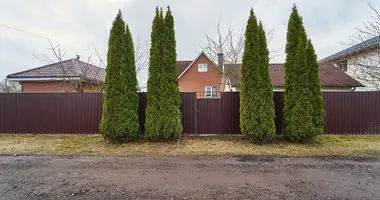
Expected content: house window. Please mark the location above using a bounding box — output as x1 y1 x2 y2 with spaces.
205 86 217 98
198 63 208 72
338 60 348 72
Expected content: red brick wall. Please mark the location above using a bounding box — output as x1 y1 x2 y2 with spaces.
22 81 101 93
178 54 222 97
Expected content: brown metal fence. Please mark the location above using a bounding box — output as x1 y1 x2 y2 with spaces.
0 92 380 134
322 92 380 134
0 93 103 134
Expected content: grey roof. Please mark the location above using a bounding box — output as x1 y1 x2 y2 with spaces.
7 58 105 82
319 35 380 62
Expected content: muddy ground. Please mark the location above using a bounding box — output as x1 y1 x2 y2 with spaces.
0 155 379 200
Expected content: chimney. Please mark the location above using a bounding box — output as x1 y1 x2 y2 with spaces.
217 53 224 71
76 55 80 60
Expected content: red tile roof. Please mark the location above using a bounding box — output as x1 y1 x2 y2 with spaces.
265 64 364 88
176 60 193 76
176 62 364 88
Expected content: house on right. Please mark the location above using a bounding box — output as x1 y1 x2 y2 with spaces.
319 35 380 91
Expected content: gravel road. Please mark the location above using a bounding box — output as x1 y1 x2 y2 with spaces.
0 155 379 199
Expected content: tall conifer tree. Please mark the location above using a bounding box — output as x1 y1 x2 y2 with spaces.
145 8 163 139
101 10 139 143
283 5 323 141
145 7 182 140
306 40 325 135
240 9 275 142
162 6 182 138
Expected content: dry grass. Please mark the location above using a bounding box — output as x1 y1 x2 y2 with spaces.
0 134 379 158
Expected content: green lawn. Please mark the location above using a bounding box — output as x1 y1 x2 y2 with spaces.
0 134 379 158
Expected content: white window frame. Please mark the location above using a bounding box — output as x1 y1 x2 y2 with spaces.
205 86 217 98
198 63 208 72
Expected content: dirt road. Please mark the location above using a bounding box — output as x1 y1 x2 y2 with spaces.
0 155 379 199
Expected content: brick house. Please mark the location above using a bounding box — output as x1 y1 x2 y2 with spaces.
177 51 226 98
177 52 364 97
6 57 105 93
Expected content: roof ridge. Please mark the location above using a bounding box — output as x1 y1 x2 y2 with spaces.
75 59 106 70
6 59 73 78
319 35 380 62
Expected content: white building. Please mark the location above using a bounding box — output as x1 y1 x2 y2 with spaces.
320 36 380 91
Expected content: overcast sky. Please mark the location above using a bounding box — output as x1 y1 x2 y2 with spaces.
0 0 378 84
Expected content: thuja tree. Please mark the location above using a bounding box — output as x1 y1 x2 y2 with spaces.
240 8 276 143
161 6 182 138
100 10 139 143
145 7 182 140
283 5 323 142
306 40 325 135
145 8 163 140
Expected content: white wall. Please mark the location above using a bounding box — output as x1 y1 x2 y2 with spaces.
336 46 380 91
224 86 238 92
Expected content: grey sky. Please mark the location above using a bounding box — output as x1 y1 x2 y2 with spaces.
0 0 377 84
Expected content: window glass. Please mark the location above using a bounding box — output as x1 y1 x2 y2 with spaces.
338 60 348 72
198 64 208 72
205 86 217 98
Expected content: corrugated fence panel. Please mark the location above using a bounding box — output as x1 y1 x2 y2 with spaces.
180 93 196 134
323 92 380 134
220 92 240 134
273 92 284 134
1 92 380 135
0 94 17 133
138 93 147 134
16 93 42 133
197 98 222 134
0 93 103 134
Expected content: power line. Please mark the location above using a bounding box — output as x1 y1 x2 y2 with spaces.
0 23 96 54
0 23 49 40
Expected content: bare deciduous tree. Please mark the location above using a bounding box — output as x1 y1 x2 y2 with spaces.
201 18 280 91
347 3 380 90
33 36 149 92
201 19 244 91
0 79 21 93
32 39 105 92
134 36 149 92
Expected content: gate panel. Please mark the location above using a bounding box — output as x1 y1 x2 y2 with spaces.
196 92 241 134
196 98 221 134
181 93 197 134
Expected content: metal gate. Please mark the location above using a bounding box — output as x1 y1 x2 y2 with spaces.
194 92 240 134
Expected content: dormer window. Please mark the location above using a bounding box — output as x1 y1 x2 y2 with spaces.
338 60 348 72
198 63 208 72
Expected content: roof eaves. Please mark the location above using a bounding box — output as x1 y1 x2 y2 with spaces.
6 59 71 78
6 76 81 82
6 59 75 79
